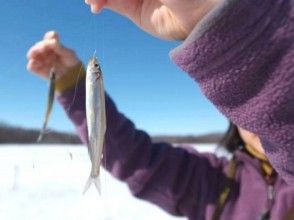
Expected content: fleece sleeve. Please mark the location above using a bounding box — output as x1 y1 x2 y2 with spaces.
170 0 294 184
56 79 228 218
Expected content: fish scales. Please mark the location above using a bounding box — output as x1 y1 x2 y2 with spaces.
37 69 56 142
84 57 106 194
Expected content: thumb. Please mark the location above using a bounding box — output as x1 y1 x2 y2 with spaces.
45 39 79 67
43 30 59 41
42 35 73 62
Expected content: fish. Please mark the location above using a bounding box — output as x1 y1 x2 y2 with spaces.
37 69 56 142
84 57 106 194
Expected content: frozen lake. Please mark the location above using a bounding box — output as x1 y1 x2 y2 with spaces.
0 144 219 220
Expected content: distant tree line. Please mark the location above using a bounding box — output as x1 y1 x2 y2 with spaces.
0 122 223 145
152 133 223 144
0 122 81 144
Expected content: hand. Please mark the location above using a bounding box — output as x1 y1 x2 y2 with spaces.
27 31 80 79
85 0 218 40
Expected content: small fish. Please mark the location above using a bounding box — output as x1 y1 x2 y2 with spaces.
84 57 106 194
37 69 56 142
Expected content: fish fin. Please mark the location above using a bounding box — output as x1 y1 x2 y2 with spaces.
94 177 101 193
83 175 101 195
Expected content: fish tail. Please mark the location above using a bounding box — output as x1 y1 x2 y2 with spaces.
83 175 101 195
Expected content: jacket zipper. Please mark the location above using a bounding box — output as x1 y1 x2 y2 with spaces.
259 173 276 220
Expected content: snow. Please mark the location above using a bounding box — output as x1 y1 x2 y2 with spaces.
0 144 219 220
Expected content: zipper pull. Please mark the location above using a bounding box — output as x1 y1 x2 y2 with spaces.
259 185 275 220
267 185 274 202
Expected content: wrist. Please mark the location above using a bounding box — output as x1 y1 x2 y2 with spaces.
55 63 86 94
188 0 221 34
165 0 220 40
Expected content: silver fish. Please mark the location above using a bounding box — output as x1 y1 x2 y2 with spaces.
37 69 56 142
84 57 106 194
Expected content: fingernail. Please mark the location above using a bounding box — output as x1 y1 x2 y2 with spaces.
91 4 101 13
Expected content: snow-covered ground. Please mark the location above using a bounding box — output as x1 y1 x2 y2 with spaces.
0 144 220 220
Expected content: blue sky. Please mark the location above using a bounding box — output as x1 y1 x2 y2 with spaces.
0 0 228 136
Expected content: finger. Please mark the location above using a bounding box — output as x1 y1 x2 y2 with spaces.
44 30 59 41
36 52 56 67
27 40 78 72
27 49 56 70
27 31 59 59
27 39 59 60
91 4 103 13
27 59 41 71
26 41 46 60
41 38 70 59
26 39 55 59
86 0 106 13
27 59 49 78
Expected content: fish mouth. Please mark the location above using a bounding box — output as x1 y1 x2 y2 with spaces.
88 57 98 67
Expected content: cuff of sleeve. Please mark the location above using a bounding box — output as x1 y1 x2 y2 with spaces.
169 0 291 108
169 0 286 79
55 63 86 93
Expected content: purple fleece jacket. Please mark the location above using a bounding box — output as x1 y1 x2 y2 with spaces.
57 82 294 220
170 0 294 184
57 0 294 219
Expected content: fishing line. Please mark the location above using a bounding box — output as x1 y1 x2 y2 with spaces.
66 10 101 113
90 10 109 197
101 12 109 196
97 11 108 196
65 63 84 113
68 9 108 195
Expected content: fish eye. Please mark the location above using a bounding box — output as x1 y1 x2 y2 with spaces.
94 63 99 67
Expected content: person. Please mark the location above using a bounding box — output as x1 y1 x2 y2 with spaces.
26 0 294 219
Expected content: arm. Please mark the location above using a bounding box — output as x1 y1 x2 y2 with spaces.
26 31 228 216
170 0 294 183
57 76 228 218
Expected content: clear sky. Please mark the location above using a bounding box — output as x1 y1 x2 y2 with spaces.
0 0 228 136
